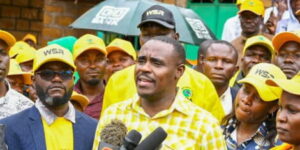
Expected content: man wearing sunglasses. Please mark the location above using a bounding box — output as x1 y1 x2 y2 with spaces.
0 30 33 119
0 44 97 150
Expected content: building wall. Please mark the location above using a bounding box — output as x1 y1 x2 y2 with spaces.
42 0 101 46
0 0 43 45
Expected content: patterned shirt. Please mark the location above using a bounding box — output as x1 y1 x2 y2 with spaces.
223 118 274 150
93 90 227 150
0 80 33 119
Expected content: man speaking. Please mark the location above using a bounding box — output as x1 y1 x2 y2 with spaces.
92 36 226 150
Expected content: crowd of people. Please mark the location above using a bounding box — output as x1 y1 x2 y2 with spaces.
0 0 299 149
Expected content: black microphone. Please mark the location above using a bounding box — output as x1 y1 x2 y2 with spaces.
98 120 127 150
120 130 142 150
135 127 168 150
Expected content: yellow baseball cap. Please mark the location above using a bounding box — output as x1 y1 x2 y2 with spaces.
238 63 287 101
243 35 274 57
238 0 265 16
73 34 106 61
15 46 36 64
106 38 137 60
272 30 300 52
8 59 32 84
0 30 16 49
71 91 90 110
9 41 32 58
266 72 300 96
33 44 76 73
236 0 245 5
22 33 37 44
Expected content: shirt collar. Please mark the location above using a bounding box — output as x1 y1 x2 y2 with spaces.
35 99 76 125
130 89 189 119
220 87 231 101
224 118 269 139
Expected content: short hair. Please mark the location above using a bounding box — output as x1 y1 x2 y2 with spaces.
199 40 238 62
150 36 186 64
198 39 215 58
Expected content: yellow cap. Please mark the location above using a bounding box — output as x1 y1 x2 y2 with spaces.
272 30 300 52
8 59 32 84
73 34 106 60
15 46 36 64
106 38 136 60
71 91 90 110
33 44 76 73
238 63 287 101
0 30 16 49
266 72 300 96
9 41 32 58
236 0 245 5
238 0 265 16
22 33 37 44
243 35 274 57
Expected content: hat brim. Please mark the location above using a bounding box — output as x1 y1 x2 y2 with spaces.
137 19 175 29
238 10 262 16
238 77 279 101
7 73 32 85
266 79 300 96
106 46 136 60
272 32 300 52
243 41 274 56
33 57 76 73
71 94 89 109
0 30 16 48
74 45 107 61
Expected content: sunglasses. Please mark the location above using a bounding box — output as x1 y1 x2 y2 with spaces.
36 69 74 81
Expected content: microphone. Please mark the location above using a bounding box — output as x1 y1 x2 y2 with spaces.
120 130 142 150
135 127 168 150
98 120 127 150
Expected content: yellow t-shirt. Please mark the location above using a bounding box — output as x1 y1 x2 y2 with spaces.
102 65 225 122
42 117 74 150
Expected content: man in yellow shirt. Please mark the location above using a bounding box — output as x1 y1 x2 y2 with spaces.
93 36 227 150
102 5 224 122
0 44 97 150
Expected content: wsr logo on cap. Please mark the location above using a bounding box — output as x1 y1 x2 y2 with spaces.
43 47 64 56
254 69 275 79
146 10 165 16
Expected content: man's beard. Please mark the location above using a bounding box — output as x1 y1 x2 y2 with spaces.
35 84 73 107
87 78 100 86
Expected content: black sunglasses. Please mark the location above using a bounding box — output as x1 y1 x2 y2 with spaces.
36 69 74 81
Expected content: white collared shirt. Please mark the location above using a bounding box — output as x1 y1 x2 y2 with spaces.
221 15 241 42
0 80 34 119
220 87 233 115
35 99 76 125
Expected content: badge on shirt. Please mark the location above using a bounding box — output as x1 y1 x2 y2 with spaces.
182 87 192 100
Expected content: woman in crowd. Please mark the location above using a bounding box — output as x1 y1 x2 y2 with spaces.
222 63 286 150
268 73 300 150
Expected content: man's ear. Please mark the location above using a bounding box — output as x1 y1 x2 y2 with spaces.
175 64 185 80
31 75 36 88
174 32 180 41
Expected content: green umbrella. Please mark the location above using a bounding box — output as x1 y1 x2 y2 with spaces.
70 0 215 45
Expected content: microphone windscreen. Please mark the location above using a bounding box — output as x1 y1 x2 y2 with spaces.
100 119 127 147
135 127 168 150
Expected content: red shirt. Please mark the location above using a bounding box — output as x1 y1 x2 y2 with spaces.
74 81 104 120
